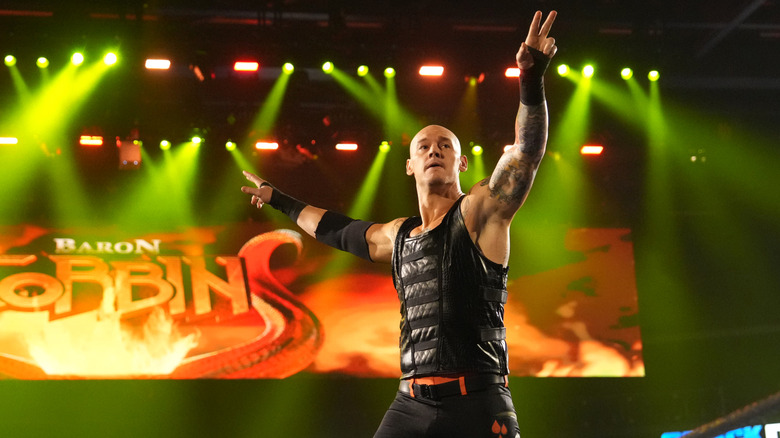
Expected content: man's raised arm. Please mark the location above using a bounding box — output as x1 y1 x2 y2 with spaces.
241 170 401 264
482 10 557 220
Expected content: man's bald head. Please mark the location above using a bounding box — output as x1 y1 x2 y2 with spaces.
410 125 461 157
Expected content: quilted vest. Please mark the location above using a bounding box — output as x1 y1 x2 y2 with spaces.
392 196 510 378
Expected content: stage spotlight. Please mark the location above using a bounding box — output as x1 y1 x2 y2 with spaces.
234 61 259 72
335 143 358 151
648 70 660 81
255 141 279 150
79 135 104 147
104 52 118 66
4 55 15 66
36 57 49 68
505 67 520 78
322 62 334 74
471 145 483 156
71 53 84 66
145 58 171 70
0 137 19 145
282 63 294 74
582 65 595 78
384 67 395 78
225 141 237 151
357 65 369 76
557 64 570 76
160 140 171 150
621 68 633 80
419 65 444 76
379 141 390 152
191 136 203 146
581 145 604 155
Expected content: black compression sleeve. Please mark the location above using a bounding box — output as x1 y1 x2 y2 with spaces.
520 47 551 106
315 211 374 261
267 185 307 223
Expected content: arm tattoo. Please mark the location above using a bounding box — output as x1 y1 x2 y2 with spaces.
488 103 548 205
516 104 548 160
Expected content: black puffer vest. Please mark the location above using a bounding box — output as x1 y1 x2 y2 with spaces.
392 196 510 378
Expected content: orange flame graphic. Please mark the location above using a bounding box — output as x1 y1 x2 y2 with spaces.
25 284 199 377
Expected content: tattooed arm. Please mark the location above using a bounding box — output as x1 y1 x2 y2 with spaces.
482 10 557 219
461 11 558 264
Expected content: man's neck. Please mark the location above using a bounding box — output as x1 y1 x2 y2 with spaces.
415 183 464 231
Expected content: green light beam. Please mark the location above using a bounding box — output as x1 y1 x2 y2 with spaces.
45 136 94 227
553 70 592 155
590 77 647 130
384 74 423 144
0 60 110 223
5 64 31 103
319 145 390 277
330 68 385 120
638 79 708 339
361 71 385 99
248 71 292 140
112 147 174 231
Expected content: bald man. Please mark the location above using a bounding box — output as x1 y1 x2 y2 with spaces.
242 11 558 438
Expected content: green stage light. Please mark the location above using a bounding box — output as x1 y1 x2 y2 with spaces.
648 70 660 81
160 140 171 150
322 61 334 74
384 67 396 78
71 53 84 66
357 65 369 76
191 136 202 145
557 64 570 76
582 64 595 78
225 141 236 151
621 68 633 80
282 63 294 74
379 141 390 152
36 57 49 68
4 55 16 66
104 52 118 66
471 145 483 156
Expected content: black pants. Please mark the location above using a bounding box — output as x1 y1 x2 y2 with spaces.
373 385 520 438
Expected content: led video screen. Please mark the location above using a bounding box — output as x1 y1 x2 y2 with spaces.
0 223 643 379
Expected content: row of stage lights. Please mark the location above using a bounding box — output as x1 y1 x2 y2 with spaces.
4 53 118 67
1 135 604 158
97 136 604 156
3 52 661 82
554 64 661 81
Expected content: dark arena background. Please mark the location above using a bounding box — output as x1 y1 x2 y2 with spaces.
1 1 779 437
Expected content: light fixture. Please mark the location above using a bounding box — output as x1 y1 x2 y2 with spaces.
419 65 444 76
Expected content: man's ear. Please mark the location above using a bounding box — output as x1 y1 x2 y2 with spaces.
406 159 414 176
459 155 468 172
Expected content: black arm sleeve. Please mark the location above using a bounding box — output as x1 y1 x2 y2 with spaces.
266 184 307 223
520 47 551 106
314 211 375 262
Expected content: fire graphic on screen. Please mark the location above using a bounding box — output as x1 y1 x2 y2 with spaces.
0 226 323 379
23 285 199 376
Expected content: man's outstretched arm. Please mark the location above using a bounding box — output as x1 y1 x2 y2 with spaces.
480 10 558 220
241 170 401 263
